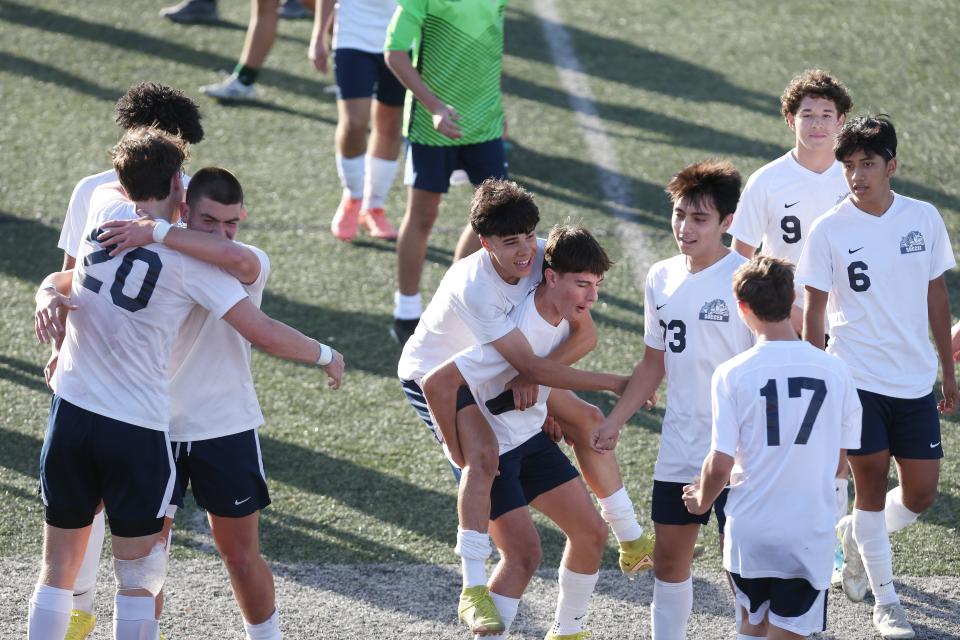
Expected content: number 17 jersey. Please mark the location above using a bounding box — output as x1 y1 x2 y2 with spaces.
644 251 754 483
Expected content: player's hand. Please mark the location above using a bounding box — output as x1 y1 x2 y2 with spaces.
308 31 329 73
431 104 462 139
34 287 77 344
939 375 957 414
589 421 621 452
97 218 156 256
682 477 709 515
643 389 659 410
506 376 538 410
322 349 345 390
541 415 563 443
44 350 59 389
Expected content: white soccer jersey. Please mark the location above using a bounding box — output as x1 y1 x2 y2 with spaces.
168 243 270 442
335 0 398 53
712 340 862 590
58 169 191 258
644 251 755 483
795 193 956 398
398 239 545 382
53 187 248 431
456 290 569 455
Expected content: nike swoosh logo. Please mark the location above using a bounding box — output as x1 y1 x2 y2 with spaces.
235 497 251 505
848 247 864 254
930 441 941 448
656 303 666 310
785 201 800 208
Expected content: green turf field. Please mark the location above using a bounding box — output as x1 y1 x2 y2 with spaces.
1 0 958 581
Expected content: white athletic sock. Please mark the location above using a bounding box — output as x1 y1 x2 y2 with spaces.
597 486 643 542
552 566 599 635
393 291 422 320
476 592 520 640
736 634 766 639
456 528 491 588
852 509 899 606
245 609 282 640
834 477 849 522
114 594 158 640
363 156 399 210
335 154 365 199
28 584 72 639
885 487 920 533
74 509 106 613
650 576 693 640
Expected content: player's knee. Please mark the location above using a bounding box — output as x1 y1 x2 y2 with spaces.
576 515 609 556
465 445 499 482
505 540 541 578
902 487 936 514
113 542 168 597
220 546 260 579
341 116 369 141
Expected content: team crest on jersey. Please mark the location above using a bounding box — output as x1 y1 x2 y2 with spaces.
698 299 730 322
900 231 926 254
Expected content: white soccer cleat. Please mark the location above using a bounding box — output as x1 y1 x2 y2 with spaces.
200 74 256 101
836 514 870 602
873 602 915 639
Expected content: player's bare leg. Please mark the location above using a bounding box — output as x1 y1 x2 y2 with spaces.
239 0 280 69
111 532 169 640
360 101 403 238
396 187 442 296
28 525 92 638
651 523 700 640
209 512 278 628
483 508 542 638
454 220 481 260
369 101 403 161
332 97 372 240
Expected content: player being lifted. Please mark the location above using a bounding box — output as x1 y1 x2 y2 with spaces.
591 160 755 640
796 115 956 639
683 256 862 640
423 225 614 640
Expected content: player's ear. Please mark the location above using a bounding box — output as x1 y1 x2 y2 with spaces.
785 112 796 130
478 235 492 251
239 206 249 221
179 202 191 225
885 157 898 178
544 267 558 287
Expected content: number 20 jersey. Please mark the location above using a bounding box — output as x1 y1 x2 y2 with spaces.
644 251 755 483
53 188 247 432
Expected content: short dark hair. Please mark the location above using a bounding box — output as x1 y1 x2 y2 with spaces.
114 82 204 145
469 179 540 238
834 114 897 162
665 160 742 221
111 127 186 202
780 69 853 119
186 167 244 208
543 224 611 277
733 256 795 322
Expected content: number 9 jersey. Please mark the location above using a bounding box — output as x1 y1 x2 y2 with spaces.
53 186 248 432
644 251 755 484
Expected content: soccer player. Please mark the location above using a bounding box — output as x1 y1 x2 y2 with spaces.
29 128 343 640
310 0 404 241
796 115 956 639
423 225 613 640
682 256 862 640
384 0 510 344
591 160 755 640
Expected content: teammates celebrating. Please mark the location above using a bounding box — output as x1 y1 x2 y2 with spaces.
26 63 956 640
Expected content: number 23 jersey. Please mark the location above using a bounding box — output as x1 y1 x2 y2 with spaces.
644 251 755 483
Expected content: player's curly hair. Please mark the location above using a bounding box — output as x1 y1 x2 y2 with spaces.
469 178 540 238
665 159 742 220
733 256 795 322
543 224 611 277
112 127 186 202
114 82 204 144
780 69 852 119
834 114 897 162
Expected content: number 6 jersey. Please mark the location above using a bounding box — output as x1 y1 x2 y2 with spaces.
53 186 248 432
644 251 755 483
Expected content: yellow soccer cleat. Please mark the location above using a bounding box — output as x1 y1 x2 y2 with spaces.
619 530 655 578
458 585 505 636
65 610 96 640
544 631 592 640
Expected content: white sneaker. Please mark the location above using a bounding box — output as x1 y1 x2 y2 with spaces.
200 74 256 101
837 514 870 602
873 602 915 639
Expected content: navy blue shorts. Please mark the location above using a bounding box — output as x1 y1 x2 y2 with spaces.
406 138 508 194
400 378 463 481
169 429 271 518
651 480 728 533
490 431 580 520
851 389 942 459
39 396 174 537
731 573 827 635
334 48 405 106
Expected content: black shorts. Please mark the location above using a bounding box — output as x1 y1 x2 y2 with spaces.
405 138 508 194
651 480 728 533
731 573 827 636
851 389 942 459
39 396 174 537
169 429 271 518
490 432 579 520
334 48 405 105
399 378 464 481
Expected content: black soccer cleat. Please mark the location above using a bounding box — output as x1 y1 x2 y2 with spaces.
390 317 420 346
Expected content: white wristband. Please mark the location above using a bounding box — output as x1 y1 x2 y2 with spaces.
316 343 333 366
152 219 172 243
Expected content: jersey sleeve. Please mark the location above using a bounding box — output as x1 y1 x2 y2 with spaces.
795 215 833 293
643 269 665 350
710 367 739 457
455 285 517 346
838 363 863 450
728 175 767 248
180 257 250 319
59 180 89 257
927 206 956 280
384 0 426 51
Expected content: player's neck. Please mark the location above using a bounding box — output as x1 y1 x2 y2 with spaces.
791 145 834 174
754 318 799 342
534 286 563 326
685 245 729 274
850 189 895 217
134 198 177 222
